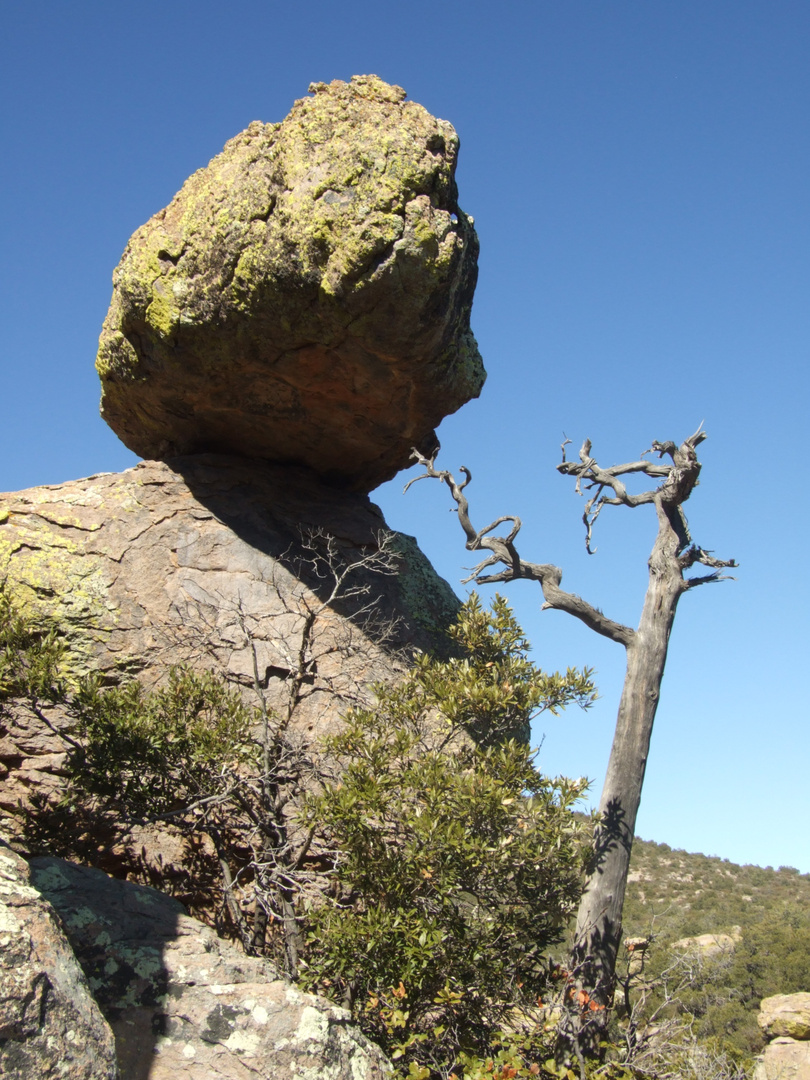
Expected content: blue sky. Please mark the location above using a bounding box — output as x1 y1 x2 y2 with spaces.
2 1 808 873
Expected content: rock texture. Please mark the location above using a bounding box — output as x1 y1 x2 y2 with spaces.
753 1037 810 1080
0 456 458 889
0 837 118 1079
96 75 485 492
759 994 810 1041
754 994 810 1080
29 854 391 1080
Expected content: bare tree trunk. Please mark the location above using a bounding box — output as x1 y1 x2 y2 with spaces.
567 498 686 1050
407 428 736 1064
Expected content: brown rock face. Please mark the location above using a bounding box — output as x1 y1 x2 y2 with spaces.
0 458 459 899
96 75 485 492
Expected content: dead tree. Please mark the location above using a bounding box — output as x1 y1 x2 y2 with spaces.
406 426 736 1055
175 528 404 979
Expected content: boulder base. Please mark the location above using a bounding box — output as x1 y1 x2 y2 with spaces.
0 456 459 913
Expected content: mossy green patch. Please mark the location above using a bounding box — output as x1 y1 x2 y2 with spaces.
0 523 117 676
95 76 485 490
388 531 460 640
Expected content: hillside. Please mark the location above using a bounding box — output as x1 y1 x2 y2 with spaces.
619 837 810 1061
625 839 810 940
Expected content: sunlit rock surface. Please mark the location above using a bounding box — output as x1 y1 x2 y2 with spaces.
97 75 485 492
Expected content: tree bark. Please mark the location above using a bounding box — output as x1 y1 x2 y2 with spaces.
566 497 686 1051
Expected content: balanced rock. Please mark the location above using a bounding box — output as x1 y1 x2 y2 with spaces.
753 994 810 1080
97 75 485 492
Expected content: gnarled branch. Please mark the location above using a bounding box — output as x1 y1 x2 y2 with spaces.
406 449 636 647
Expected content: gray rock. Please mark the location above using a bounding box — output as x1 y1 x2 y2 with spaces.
96 75 485 492
0 837 118 1079
30 855 391 1080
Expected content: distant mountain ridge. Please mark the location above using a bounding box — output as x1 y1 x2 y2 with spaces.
624 837 810 941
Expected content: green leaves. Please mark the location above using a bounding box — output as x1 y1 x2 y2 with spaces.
301 594 596 1077
6 582 600 1078
0 586 66 705
67 666 261 817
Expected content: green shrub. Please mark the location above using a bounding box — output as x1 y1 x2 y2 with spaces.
68 667 261 818
4 584 605 1076
300 594 597 1077
0 586 65 705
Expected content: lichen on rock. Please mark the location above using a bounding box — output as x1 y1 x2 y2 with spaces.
0 838 118 1080
97 75 485 492
28 855 391 1079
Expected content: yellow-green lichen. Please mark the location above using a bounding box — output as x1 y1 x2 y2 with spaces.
94 76 485 488
0 521 118 676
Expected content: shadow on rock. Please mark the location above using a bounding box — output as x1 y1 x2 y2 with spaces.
165 452 461 657
29 855 391 1079
29 857 179 1080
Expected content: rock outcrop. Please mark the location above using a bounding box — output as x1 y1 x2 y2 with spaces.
0 456 459 893
754 994 810 1080
96 75 484 492
0 838 119 1079
28 854 391 1079
671 927 742 959
759 994 810 1041
0 455 456 689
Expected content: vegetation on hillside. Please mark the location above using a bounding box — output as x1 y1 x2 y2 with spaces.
617 838 810 1066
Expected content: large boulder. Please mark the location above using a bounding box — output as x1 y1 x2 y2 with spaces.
0 838 118 1079
759 994 810 1041
96 75 485 492
753 994 810 1080
29 854 391 1080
